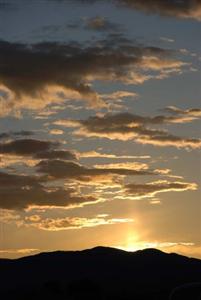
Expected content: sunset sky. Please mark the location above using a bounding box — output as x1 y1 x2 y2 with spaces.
0 0 200 259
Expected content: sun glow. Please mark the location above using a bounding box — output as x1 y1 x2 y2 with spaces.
115 236 196 255
115 231 142 252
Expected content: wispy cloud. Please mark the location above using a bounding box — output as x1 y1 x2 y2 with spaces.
0 248 39 254
162 106 201 117
122 180 197 199
160 37 175 43
84 16 123 32
54 110 201 149
23 214 134 231
78 150 150 159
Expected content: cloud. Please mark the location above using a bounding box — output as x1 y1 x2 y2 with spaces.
118 0 201 21
137 134 201 149
0 137 158 211
0 130 34 140
0 209 21 223
34 150 76 160
116 241 195 253
3 0 201 21
49 129 64 135
0 39 188 116
160 37 175 43
0 248 39 255
0 138 76 160
84 16 122 32
55 111 201 148
75 0 201 21
102 90 138 100
101 90 139 110
0 151 154 210
0 154 36 168
163 106 201 117
93 162 148 171
123 180 197 199
1 155 194 210
0 171 97 210
78 150 150 159
23 214 134 231
0 171 40 187
36 159 154 180
0 139 56 155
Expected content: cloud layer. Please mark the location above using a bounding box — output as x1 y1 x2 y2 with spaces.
23 214 134 231
3 0 201 21
0 39 187 116
54 110 201 148
0 171 97 210
36 159 153 180
0 138 76 161
75 0 201 21
123 180 197 199
118 0 201 21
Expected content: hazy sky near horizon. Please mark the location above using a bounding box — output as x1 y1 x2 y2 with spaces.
0 0 200 259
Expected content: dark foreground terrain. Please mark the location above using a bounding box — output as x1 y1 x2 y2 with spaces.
0 247 201 300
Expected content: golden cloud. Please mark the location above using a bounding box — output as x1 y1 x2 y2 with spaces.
54 111 201 149
0 39 188 116
23 215 134 231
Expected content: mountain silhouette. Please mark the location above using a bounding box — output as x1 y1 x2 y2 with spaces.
0 246 201 299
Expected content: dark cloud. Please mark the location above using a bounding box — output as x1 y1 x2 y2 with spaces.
35 150 76 160
36 159 153 180
0 171 96 210
73 0 201 20
0 138 76 160
0 130 34 140
0 170 197 210
0 171 40 187
0 149 153 210
2 1 200 20
74 0 201 21
0 39 186 115
124 180 197 198
57 112 201 148
0 155 152 210
79 111 197 126
118 0 201 21
0 139 57 155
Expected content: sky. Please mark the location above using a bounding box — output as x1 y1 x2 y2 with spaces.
0 0 200 259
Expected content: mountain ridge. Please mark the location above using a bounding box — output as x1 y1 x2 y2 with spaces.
1 246 201 299
1 246 199 261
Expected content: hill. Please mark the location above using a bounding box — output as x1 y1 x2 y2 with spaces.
0 246 201 299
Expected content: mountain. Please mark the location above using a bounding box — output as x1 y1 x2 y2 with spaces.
0 246 201 299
